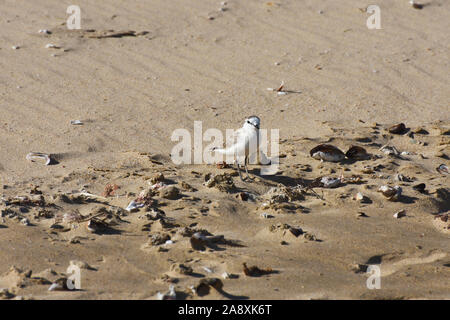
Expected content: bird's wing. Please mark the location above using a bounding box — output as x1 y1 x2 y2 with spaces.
213 127 248 157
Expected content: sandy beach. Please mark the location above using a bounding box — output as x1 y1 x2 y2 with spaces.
0 0 449 299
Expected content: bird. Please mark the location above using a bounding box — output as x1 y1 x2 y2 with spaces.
212 116 270 181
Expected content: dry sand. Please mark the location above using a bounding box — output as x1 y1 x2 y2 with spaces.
0 0 449 299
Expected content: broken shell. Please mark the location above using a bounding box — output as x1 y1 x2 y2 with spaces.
125 200 144 212
310 144 345 162
70 120 83 125
413 183 426 193
45 43 59 49
311 176 342 188
410 0 424 9
354 192 364 201
170 263 193 275
393 210 406 219
389 123 407 134
243 263 274 277
345 146 369 160
378 185 402 201
150 172 165 184
395 174 413 182
26 152 53 165
436 164 449 175
38 29 51 34
86 219 108 233
156 285 176 300
48 278 70 291
379 145 401 157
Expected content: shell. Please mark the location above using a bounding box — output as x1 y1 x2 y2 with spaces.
393 210 406 219
413 183 426 193
26 152 52 165
436 164 449 175
345 146 368 160
389 123 407 134
310 144 345 162
125 200 144 212
379 145 400 157
378 185 402 201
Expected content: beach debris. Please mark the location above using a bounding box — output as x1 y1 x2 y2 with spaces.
149 233 171 246
48 278 70 291
260 212 274 219
263 186 304 203
310 176 343 188
0 288 15 299
243 263 275 277
413 183 426 193
202 266 212 273
409 0 424 9
38 29 51 34
353 192 370 203
26 152 53 165
345 146 369 160
357 212 368 218
389 123 407 134
343 175 365 184
156 285 177 300
58 191 107 204
102 183 119 197
267 81 285 92
20 218 30 226
204 173 235 192
45 43 60 49
350 263 368 273
216 161 230 169
70 120 83 125
436 164 449 175
378 185 402 201
379 145 401 158
269 223 304 238
11 46 20 50
310 144 345 162
179 181 195 192
170 263 193 275
150 172 165 184
395 174 413 182
194 278 223 296
149 181 167 191
84 30 149 39
190 232 224 251
70 260 95 270
393 209 406 219
125 200 144 212
86 218 109 233
236 192 256 201
60 210 84 223
435 213 449 223
159 186 180 200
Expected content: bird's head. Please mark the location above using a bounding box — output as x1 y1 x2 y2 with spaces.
244 115 260 130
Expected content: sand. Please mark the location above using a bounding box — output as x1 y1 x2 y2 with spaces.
0 0 449 299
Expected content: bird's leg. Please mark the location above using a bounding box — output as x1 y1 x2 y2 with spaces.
244 155 254 180
235 158 246 182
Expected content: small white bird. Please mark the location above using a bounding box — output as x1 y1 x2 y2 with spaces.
212 116 270 181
